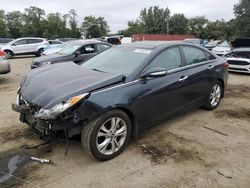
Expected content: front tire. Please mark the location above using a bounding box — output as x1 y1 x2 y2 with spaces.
203 81 223 110
36 48 44 57
81 110 131 161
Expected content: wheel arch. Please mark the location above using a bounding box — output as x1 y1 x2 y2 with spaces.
217 78 225 98
114 107 138 138
4 49 13 54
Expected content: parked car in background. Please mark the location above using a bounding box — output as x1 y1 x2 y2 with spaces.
212 41 231 56
0 38 14 48
42 40 64 55
224 38 250 74
31 40 112 68
55 38 78 42
48 40 63 46
205 40 221 50
0 37 49 59
106 36 121 45
13 41 228 161
0 50 10 74
183 38 204 46
121 37 132 44
42 44 66 56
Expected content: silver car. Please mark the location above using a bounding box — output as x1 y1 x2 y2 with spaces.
0 37 49 59
0 51 10 74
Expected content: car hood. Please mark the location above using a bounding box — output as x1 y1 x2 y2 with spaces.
231 38 250 48
212 46 230 52
20 62 124 108
44 48 62 55
33 53 70 63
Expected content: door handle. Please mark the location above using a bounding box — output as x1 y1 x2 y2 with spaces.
208 65 214 70
179 76 188 82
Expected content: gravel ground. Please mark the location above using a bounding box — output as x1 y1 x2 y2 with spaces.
0 57 250 188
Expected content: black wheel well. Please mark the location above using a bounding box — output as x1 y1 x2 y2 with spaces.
115 107 137 138
217 78 225 98
4 49 13 54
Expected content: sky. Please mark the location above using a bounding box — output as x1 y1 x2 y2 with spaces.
2 0 239 33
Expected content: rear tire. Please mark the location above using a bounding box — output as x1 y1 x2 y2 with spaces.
36 48 44 57
4 50 13 59
203 81 223 111
81 110 131 161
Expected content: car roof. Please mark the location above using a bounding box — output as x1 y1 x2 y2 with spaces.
120 41 188 49
67 39 110 45
16 37 46 40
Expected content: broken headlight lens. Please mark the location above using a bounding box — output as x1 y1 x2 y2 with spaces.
35 93 89 119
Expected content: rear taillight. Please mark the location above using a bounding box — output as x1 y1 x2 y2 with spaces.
223 62 229 69
0 50 5 57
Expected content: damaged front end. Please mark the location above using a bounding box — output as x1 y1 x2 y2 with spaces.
225 38 250 74
12 91 90 139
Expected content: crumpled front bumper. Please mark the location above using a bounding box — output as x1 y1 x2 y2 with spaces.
12 103 79 139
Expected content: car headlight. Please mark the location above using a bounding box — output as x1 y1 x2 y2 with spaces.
35 93 89 119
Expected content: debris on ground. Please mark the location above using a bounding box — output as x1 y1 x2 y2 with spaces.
203 126 229 137
217 168 233 179
30 157 55 164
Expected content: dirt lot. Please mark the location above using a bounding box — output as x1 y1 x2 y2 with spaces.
0 57 250 188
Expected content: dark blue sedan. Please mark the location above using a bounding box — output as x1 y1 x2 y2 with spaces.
13 41 229 161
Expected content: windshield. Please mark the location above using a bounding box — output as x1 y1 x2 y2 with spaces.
218 41 230 47
81 47 152 76
7 39 18 45
58 44 81 54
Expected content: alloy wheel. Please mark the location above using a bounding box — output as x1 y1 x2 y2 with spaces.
96 117 127 155
210 84 221 107
5 51 12 59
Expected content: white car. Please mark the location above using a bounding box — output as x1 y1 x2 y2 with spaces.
225 38 250 74
212 41 231 56
0 37 49 59
0 50 10 74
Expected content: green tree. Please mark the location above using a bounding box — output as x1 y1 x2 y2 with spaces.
22 6 46 37
81 16 109 38
118 20 145 37
43 12 66 39
204 19 234 40
140 6 170 34
6 11 23 38
188 16 208 38
119 6 170 36
169 13 188 34
0 10 8 37
68 9 81 38
233 0 250 37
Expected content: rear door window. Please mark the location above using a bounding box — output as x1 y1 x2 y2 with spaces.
148 47 182 71
204 51 216 60
27 39 43 44
97 44 110 52
182 46 207 65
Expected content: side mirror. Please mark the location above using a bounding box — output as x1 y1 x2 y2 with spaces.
11 43 16 46
74 51 81 57
141 67 167 79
